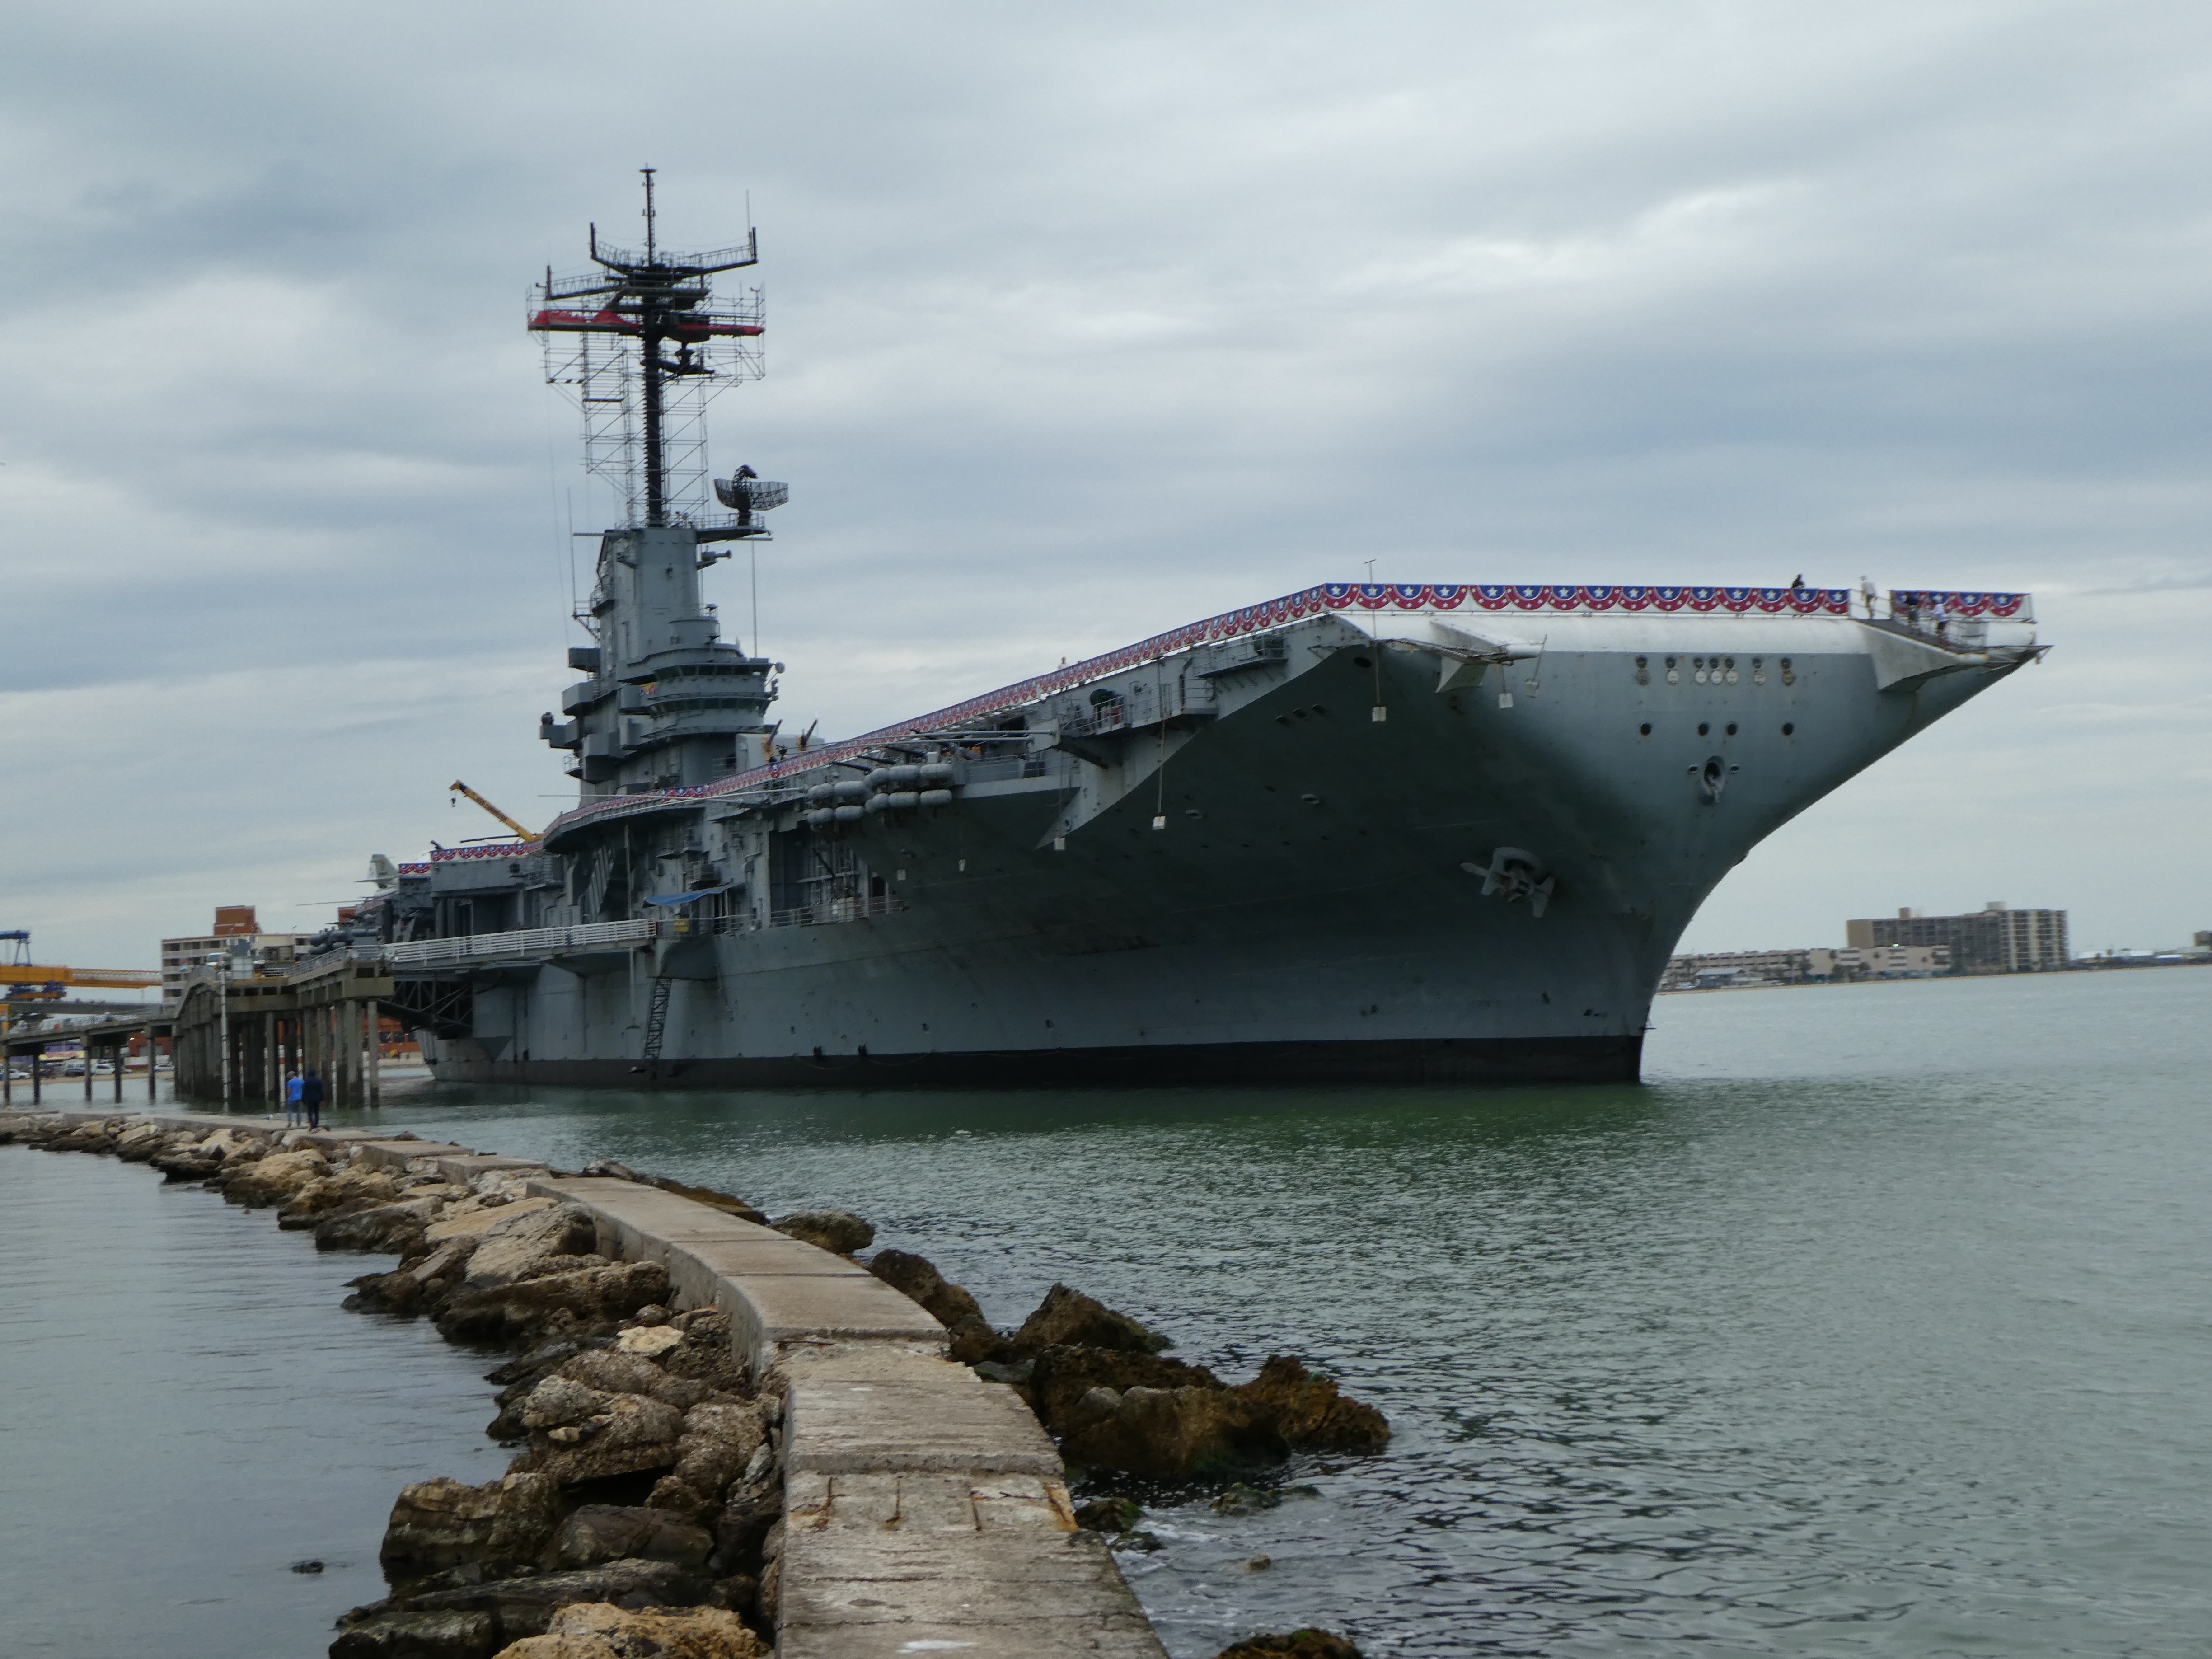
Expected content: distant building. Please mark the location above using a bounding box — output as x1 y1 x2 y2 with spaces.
1659 949 1813 990
1846 903 2067 974
1809 944 1953 980
160 905 314 1008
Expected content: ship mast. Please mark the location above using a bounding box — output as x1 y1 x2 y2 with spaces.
530 170 766 530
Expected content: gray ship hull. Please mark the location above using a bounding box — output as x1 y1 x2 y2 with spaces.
398 594 2039 1089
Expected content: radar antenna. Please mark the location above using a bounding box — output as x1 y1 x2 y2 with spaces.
529 171 768 530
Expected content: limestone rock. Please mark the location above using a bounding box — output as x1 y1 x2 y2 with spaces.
438 1261 670 1344
485 1637 615 1659
280 1166 402 1229
465 1205 602 1291
769 1209 873 1255
427 1195 557 1243
405 1558 708 1638
380 1472 566 1585
1214 1632 1364 1659
867 1247 1004 1363
113 1121 168 1162
547 1506 713 1571
347 1238 479 1319
710 1487 781 1576
1010 1284 1170 1358
1057 1384 1287 1481
522 1376 617 1430
558 1347 711 1413
221 1147 329 1207
652 1312 748 1394
151 1130 227 1179
330 1608 502 1659
519 1394 686 1484
538 1601 766 1658
643 1403 769 1517
615 1325 684 1360
36 1119 122 1153
317 1197 444 1255
1230 1356 1391 1454
210 1127 268 1163
487 1337 614 1388
483 1341 627 1440
1030 1345 1223 1431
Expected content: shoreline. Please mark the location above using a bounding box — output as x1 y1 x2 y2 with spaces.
2 1106 1380 1659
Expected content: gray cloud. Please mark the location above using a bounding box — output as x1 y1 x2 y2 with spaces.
5 0 2211 965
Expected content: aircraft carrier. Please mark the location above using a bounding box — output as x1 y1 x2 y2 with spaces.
347 181 2045 1088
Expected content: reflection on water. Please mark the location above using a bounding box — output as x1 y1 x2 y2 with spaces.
0 1145 510 1659
7 970 2209 1656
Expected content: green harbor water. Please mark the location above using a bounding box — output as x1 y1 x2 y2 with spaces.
5 967 2207 1655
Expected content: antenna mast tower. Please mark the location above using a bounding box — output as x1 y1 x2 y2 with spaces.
530 169 768 530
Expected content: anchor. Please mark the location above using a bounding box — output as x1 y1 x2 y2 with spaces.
1462 846 1557 918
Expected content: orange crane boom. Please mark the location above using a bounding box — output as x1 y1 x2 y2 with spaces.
448 780 539 842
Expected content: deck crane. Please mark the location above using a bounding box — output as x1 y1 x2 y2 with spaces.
448 781 540 843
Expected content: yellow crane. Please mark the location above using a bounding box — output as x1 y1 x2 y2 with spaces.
1 933 160 998
448 781 540 843
1 932 161 1038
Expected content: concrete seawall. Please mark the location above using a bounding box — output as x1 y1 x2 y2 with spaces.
5 1108 1167 1658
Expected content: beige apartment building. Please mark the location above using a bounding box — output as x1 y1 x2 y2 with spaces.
1847 903 2069 974
1808 945 1953 980
160 905 315 1008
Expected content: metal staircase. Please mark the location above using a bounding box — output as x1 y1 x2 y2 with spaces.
640 975 674 1068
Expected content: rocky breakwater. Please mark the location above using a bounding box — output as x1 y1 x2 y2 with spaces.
4 1111 1382 1658
868 1253 1391 1482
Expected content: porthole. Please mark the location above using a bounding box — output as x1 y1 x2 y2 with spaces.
1781 722 1795 736
1725 722 1737 736
1353 656 1372 669
1639 722 1652 736
1697 722 1710 736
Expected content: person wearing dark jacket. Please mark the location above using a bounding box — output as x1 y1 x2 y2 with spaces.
300 1069 324 1129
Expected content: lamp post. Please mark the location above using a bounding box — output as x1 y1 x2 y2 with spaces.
211 950 231 1111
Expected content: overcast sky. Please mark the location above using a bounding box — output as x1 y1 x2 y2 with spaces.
4 0 2209 975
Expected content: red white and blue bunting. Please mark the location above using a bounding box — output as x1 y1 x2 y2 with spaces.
1885 590 2031 619
517 579 2029 846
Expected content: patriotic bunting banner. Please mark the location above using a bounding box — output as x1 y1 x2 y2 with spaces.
1885 590 2031 619
517 578 2021 848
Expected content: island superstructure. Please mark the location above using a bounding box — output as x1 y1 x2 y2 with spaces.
338 181 2046 1087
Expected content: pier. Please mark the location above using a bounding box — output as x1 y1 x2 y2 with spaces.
2 1011 173 1109
163 956 397 1111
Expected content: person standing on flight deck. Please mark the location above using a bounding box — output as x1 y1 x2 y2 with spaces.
300 1068 324 1130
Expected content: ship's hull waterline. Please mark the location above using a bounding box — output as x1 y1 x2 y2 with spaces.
408 598 2038 1089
